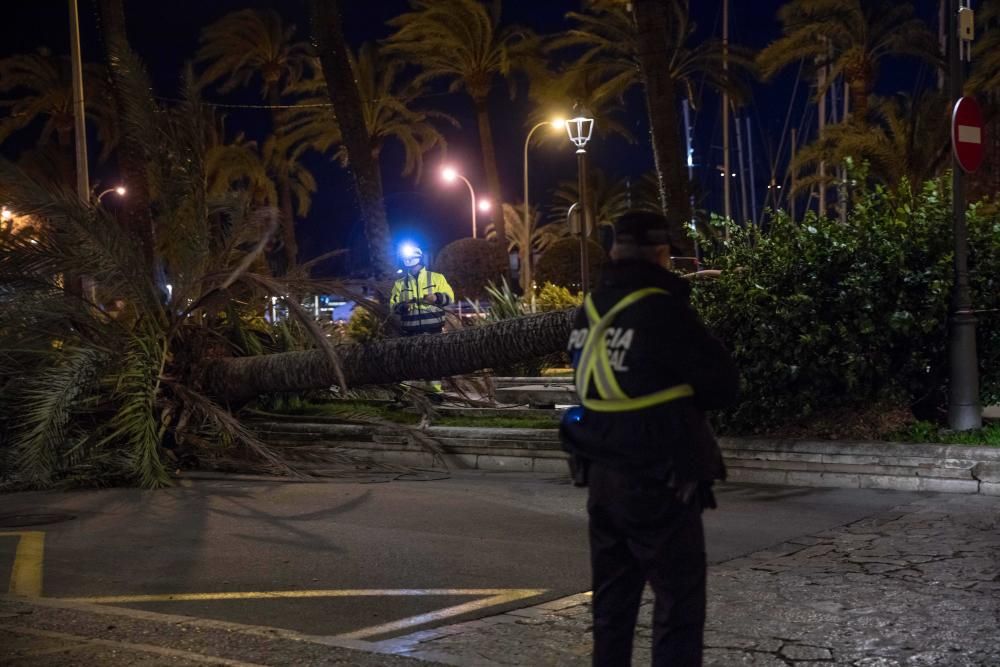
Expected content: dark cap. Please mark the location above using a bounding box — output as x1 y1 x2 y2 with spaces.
613 210 672 247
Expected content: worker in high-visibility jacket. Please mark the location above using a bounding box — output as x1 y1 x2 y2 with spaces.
561 211 739 667
389 244 455 336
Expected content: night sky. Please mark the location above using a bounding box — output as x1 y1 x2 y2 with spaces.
2 1 940 273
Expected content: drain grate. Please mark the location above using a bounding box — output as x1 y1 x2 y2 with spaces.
0 513 76 528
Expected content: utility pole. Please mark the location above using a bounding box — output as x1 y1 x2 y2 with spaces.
790 127 797 222
816 47 827 218
746 117 758 226
682 99 699 257
735 108 749 225
69 0 89 204
722 0 731 225
947 0 981 430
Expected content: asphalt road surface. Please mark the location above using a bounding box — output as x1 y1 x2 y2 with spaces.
0 471 925 640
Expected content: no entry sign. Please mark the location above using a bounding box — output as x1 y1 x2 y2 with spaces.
952 97 985 173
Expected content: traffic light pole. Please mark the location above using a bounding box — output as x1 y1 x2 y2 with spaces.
947 0 981 431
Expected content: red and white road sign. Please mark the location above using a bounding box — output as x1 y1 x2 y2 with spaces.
952 97 985 173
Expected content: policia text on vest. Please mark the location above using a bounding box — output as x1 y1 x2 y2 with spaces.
560 249 739 666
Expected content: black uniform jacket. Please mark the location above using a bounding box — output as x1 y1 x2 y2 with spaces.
562 260 739 482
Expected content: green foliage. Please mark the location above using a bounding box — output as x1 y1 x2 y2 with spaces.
345 304 388 343
283 42 457 183
888 421 1000 447
481 278 525 321
536 282 583 311
0 69 343 490
691 177 1000 432
535 238 607 291
434 238 509 301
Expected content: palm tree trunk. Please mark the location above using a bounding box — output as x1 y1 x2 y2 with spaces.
201 309 574 403
96 0 155 268
307 0 394 278
631 0 694 256
850 74 869 120
474 95 506 244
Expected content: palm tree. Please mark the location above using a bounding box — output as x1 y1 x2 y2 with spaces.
283 43 458 183
97 0 156 266
758 0 936 119
263 135 318 225
0 68 317 488
0 48 117 160
548 169 660 229
386 0 539 244
202 309 574 404
792 93 950 193
486 203 565 293
205 135 275 203
969 0 1000 199
307 0 394 277
550 0 750 253
969 0 1000 94
526 63 634 144
196 9 311 268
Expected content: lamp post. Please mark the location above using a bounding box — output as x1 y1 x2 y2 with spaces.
946 0 981 430
441 167 488 239
566 111 595 293
523 117 565 302
97 185 127 203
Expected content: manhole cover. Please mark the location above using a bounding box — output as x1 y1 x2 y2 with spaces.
0 513 76 528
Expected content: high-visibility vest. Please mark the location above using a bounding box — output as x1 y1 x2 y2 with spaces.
389 268 454 333
575 287 695 412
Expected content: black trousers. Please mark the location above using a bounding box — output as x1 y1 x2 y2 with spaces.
587 463 707 667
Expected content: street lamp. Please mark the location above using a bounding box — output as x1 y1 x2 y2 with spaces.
1 206 11 223
441 166 481 239
477 199 492 213
97 185 126 203
566 110 595 293
522 117 565 308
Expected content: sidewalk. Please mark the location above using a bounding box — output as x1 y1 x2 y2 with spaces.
382 494 1000 666
3 493 999 666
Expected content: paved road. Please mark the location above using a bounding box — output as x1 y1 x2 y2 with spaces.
1 472 925 641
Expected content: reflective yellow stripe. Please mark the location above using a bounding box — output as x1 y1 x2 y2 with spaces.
581 383 694 412
576 288 695 412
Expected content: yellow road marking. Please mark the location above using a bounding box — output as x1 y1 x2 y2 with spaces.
0 531 45 597
61 588 546 605
336 589 547 640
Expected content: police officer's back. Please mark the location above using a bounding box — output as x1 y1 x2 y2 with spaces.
562 211 739 666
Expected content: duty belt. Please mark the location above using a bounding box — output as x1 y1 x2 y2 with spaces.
576 287 694 412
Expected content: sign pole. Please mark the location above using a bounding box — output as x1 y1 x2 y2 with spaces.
947 0 981 431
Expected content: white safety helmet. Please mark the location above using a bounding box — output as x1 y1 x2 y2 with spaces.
399 243 424 268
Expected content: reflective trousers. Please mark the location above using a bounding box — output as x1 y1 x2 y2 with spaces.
587 463 707 667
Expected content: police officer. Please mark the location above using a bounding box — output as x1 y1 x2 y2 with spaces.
562 210 739 666
389 243 455 336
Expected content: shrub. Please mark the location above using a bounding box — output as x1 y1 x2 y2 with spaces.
344 304 387 343
691 177 1000 433
536 282 583 311
434 238 509 301
534 238 606 290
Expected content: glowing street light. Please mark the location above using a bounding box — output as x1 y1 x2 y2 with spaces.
565 108 596 293
522 117 566 308
440 166 481 239
478 199 492 213
97 185 127 203
1 206 12 222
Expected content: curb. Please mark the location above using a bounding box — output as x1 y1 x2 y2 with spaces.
254 420 1000 495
